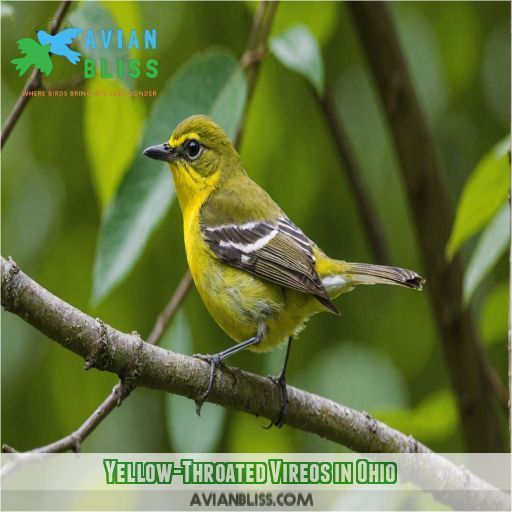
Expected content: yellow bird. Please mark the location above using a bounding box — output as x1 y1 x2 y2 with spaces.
144 115 424 426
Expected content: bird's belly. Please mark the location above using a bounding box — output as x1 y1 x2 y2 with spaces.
184 220 277 341
257 290 322 352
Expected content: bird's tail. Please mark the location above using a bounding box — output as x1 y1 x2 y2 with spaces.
342 262 425 290
11 57 30 77
318 258 425 303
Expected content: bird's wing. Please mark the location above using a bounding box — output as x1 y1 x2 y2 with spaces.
16 38 41 56
53 28 82 45
201 183 339 314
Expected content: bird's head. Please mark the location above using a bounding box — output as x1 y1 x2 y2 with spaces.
143 115 243 209
36 30 51 45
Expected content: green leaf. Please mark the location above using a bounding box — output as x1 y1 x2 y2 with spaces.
481 281 508 346
68 3 133 88
463 203 509 304
270 25 325 95
269 2 339 45
161 311 225 452
85 78 144 208
376 391 457 444
92 50 247 304
446 135 510 259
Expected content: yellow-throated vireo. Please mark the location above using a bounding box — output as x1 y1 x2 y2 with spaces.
144 115 425 427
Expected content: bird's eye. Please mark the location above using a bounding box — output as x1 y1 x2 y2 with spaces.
185 140 202 160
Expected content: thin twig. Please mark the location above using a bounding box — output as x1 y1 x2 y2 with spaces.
235 0 279 148
146 271 193 346
21 383 123 454
244 0 277 98
244 0 267 60
2 0 279 455
348 2 504 451
316 90 390 264
1 0 72 149
0 257 509 512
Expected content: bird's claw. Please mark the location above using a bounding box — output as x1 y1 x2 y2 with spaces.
193 353 225 416
263 373 288 429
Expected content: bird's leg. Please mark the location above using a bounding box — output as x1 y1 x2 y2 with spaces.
264 337 293 429
193 329 264 415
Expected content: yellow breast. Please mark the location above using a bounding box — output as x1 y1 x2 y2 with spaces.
170 162 328 352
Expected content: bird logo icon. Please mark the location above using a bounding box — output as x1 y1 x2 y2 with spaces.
11 39 53 77
37 28 83 64
11 27 82 77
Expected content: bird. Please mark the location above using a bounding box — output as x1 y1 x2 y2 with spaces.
143 115 425 427
37 28 82 64
11 38 53 77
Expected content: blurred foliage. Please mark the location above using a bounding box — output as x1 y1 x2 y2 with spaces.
463 203 509 304
270 25 324 95
1 2 14 19
162 311 226 452
264 1 339 45
92 50 247 304
85 77 145 207
377 391 458 444
447 135 510 260
298 342 409 411
481 281 508 348
1 1 509 454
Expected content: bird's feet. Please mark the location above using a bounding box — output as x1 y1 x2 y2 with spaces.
193 353 225 416
264 372 288 429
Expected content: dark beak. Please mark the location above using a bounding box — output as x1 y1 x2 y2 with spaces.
143 143 175 163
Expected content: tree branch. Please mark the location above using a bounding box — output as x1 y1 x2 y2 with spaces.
2 270 192 456
1 256 509 510
0 255 424 452
1 0 72 149
348 1 505 452
2 268 191 456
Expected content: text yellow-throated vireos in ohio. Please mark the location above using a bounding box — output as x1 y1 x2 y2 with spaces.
144 115 425 426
